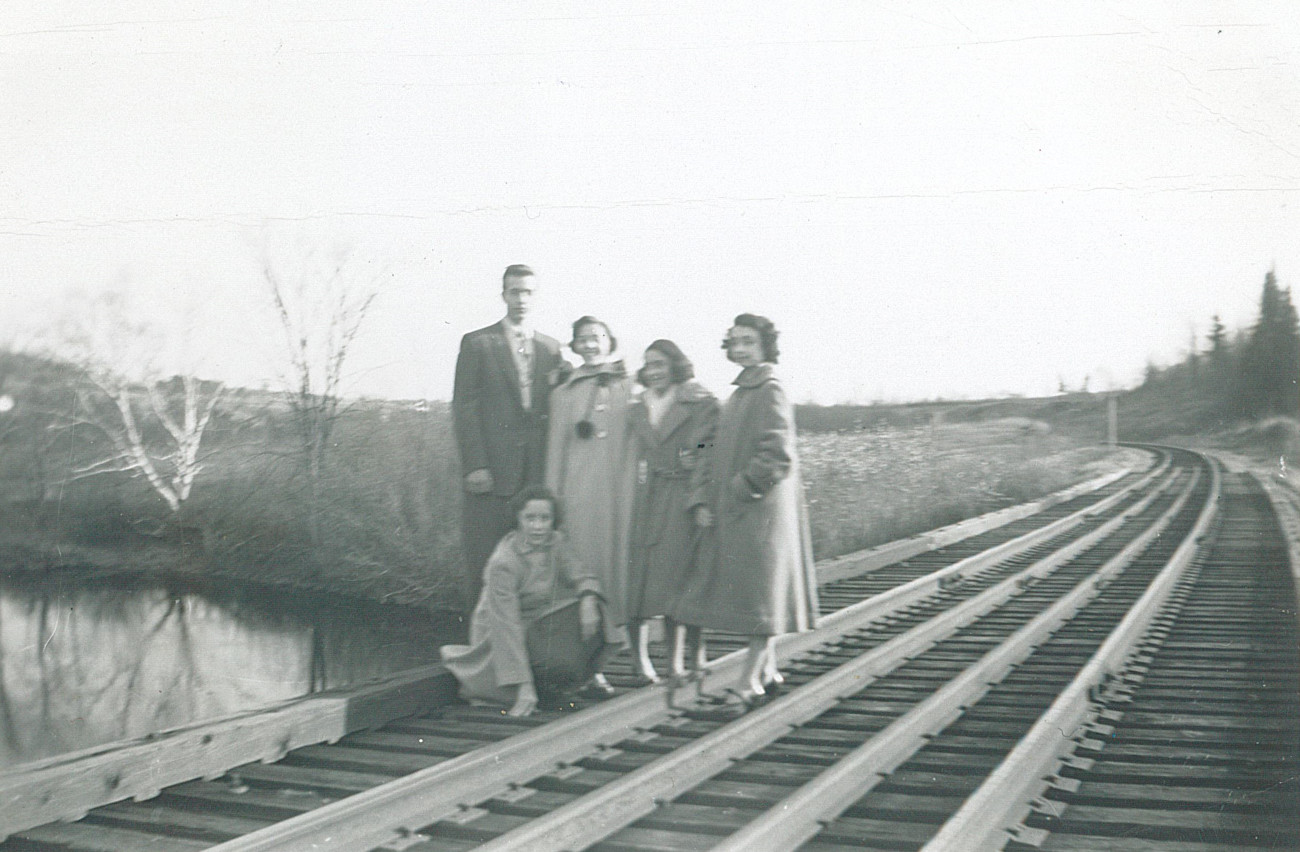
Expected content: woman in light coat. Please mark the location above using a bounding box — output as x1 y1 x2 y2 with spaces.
440 486 619 715
625 340 719 683
674 314 819 705
545 316 637 693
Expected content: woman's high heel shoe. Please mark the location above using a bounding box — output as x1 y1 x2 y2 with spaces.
577 673 616 699
725 686 771 714
632 670 662 687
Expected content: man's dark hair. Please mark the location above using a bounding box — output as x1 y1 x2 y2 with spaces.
502 264 535 288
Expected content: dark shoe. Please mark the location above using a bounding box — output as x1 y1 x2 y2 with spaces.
576 675 616 700
686 688 764 721
698 688 733 706
732 687 770 711
709 687 767 710
761 671 785 699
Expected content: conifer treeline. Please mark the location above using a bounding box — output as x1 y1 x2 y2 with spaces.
1140 270 1300 421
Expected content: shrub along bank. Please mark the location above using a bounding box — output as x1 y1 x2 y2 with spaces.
1 366 1131 613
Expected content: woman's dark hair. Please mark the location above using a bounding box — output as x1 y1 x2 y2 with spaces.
637 339 695 385
721 313 780 363
509 485 563 529
570 315 618 354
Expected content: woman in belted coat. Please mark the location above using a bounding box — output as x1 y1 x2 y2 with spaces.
674 314 818 706
625 340 719 683
545 316 637 694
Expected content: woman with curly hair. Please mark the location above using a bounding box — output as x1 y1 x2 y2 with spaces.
674 313 819 707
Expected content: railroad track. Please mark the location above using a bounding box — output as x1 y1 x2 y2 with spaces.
3 447 1296 851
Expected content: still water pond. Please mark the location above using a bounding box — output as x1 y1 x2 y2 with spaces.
0 575 459 769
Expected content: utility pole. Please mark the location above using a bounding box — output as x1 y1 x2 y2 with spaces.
1106 394 1118 449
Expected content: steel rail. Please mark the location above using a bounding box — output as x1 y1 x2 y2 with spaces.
204 457 1168 852
708 463 1205 852
920 451 1221 852
464 469 1198 852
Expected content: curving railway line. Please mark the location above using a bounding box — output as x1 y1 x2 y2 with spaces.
2 446 1296 852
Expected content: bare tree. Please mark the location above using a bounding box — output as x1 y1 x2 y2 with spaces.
68 373 223 516
260 237 384 546
53 290 224 526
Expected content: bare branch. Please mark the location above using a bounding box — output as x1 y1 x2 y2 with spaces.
260 233 385 547
41 290 225 520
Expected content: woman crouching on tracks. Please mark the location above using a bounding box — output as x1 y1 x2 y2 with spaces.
625 340 720 684
440 485 619 716
674 313 819 708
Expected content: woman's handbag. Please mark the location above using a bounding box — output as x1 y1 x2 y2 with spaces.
525 600 608 698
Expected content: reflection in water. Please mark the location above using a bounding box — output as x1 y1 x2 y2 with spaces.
0 577 456 769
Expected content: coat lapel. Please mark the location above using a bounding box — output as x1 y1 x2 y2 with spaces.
655 381 713 442
653 399 691 442
489 322 525 411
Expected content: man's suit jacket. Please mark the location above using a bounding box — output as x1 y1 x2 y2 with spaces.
453 321 565 498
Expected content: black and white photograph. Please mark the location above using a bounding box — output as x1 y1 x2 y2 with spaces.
1 3 1297 850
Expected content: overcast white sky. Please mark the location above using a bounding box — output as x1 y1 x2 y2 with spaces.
2 3 1297 403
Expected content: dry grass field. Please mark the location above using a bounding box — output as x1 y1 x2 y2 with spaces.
800 419 1127 560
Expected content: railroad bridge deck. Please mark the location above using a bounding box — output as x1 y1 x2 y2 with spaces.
2 446 1296 852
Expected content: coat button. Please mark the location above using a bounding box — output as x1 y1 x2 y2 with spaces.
596 431 608 439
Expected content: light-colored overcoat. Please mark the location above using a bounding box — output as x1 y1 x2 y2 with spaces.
440 531 619 704
545 362 638 626
673 363 819 636
626 381 720 621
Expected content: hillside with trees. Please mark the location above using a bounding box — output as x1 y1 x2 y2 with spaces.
1120 270 1299 457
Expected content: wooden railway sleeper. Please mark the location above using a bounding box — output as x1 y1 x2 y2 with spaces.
937 573 966 590
1045 774 1082 794
378 826 433 851
1087 672 1123 704
492 786 536 804
1005 824 1052 848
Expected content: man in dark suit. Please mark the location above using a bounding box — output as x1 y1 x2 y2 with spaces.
452 264 566 611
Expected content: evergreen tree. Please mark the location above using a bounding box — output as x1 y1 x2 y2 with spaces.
1202 313 1235 415
1236 270 1300 416
1207 314 1228 358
